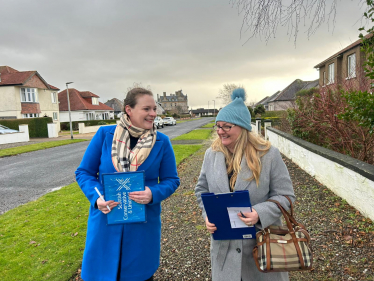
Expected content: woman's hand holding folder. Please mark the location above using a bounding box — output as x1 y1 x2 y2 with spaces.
205 216 217 234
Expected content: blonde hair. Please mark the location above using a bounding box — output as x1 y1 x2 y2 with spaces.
211 129 271 190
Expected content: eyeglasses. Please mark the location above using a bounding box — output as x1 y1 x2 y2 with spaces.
213 124 236 132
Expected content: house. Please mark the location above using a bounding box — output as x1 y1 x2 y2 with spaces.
314 34 372 91
105 98 124 118
253 91 281 110
157 90 189 114
267 79 319 111
58 89 114 122
189 108 218 117
0 65 60 126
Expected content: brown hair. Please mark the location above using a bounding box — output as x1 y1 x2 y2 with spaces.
123 87 153 115
211 129 271 190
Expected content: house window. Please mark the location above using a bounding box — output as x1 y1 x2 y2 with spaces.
328 63 335 84
51 92 57 103
23 113 39 118
347 53 356 78
53 112 58 120
86 113 95 120
21 88 38 102
92 97 99 105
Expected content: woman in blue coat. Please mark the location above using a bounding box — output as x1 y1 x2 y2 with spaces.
75 87 180 281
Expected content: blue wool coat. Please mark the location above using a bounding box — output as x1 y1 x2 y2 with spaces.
75 125 180 281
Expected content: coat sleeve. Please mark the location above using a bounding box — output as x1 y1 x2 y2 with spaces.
148 136 180 204
75 128 106 208
194 149 210 221
253 147 296 229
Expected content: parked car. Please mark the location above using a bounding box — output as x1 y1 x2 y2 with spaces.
163 117 176 126
0 125 18 134
154 116 164 129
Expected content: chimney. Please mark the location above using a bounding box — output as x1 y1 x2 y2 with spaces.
163 92 166 97
157 94 159 101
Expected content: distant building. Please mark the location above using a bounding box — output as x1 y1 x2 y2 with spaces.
156 102 165 115
189 108 218 117
157 90 188 114
105 98 123 117
58 89 114 122
267 79 319 111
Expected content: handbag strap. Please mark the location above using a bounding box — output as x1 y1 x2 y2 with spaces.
267 197 308 269
268 197 306 229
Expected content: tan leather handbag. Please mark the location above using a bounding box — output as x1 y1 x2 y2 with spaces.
253 196 313 272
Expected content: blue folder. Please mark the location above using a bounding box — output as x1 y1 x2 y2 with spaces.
201 190 256 240
102 171 146 224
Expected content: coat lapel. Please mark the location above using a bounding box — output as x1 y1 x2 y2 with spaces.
234 157 253 191
138 139 163 171
213 152 231 193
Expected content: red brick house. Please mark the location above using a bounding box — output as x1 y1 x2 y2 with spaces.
314 34 372 91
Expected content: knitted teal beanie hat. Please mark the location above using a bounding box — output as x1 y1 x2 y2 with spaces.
216 88 252 131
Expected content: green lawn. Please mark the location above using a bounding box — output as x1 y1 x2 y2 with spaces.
0 141 204 281
176 118 201 124
172 129 211 140
0 139 87 158
173 144 202 166
0 183 89 281
201 122 214 128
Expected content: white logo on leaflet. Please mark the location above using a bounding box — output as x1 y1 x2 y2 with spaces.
116 178 131 191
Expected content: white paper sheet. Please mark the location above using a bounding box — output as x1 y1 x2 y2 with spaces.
227 207 254 228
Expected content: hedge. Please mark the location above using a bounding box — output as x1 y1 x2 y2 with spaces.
0 117 52 138
60 119 116 130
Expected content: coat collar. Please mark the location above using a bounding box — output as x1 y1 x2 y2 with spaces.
213 151 253 193
106 128 163 172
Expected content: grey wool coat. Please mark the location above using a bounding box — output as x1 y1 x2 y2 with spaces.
195 146 295 281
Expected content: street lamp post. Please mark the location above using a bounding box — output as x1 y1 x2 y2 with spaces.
212 100 215 116
208 101 210 117
66 82 74 140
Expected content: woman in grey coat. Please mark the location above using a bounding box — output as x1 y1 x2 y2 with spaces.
195 88 295 281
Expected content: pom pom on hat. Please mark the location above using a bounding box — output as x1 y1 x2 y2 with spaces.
231 88 246 102
216 87 252 131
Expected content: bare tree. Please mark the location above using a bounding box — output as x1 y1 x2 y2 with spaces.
217 83 243 105
229 0 366 44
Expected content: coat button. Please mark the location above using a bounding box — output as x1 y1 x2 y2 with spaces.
236 248 241 253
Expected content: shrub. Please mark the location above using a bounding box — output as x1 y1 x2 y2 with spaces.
0 117 52 138
289 84 374 164
97 121 107 125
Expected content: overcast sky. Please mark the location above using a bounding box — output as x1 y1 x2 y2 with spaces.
1 0 369 110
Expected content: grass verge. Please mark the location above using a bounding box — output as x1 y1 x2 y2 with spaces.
172 129 212 140
201 123 214 128
176 118 201 124
0 183 89 281
173 145 202 166
0 139 87 158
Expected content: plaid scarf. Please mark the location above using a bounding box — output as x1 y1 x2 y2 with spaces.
111 114 157 172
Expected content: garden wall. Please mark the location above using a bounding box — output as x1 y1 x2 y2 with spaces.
267 127 374 221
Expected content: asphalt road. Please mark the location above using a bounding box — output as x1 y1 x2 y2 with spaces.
0 117 214 214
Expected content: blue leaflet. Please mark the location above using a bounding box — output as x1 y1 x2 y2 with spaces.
102 171 146 224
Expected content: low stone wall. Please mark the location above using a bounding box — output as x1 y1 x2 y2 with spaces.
78 122 119 134
267 127 374 221
0 124 29 144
